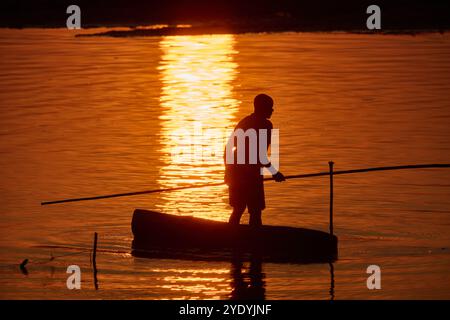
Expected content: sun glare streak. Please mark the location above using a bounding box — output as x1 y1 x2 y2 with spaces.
156 35 240 221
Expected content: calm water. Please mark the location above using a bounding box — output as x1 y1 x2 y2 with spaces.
0 29 449 299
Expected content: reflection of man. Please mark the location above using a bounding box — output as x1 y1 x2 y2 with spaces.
230 254 265 300
224 94 285 227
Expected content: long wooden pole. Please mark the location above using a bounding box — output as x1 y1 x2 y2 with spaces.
41 163 450 205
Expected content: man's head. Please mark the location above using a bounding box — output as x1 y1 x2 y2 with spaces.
254 94 274 119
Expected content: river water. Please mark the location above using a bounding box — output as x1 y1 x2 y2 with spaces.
0 28 449 299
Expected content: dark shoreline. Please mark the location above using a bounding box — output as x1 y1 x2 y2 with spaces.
74 25 448 38
1 0 449 35
3 24 447 37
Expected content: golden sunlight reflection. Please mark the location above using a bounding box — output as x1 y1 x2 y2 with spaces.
155 267 231 299
151 260 266 299
156 35 240 220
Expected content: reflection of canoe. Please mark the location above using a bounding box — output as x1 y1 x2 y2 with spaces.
131 209 338 263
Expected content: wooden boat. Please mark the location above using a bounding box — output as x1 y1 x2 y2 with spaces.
131 209 338 263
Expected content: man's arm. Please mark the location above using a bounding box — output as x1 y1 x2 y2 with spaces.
261 121 285 181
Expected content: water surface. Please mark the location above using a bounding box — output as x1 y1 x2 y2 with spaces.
0 29 449 299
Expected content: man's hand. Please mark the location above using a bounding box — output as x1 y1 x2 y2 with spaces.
273 172 285 182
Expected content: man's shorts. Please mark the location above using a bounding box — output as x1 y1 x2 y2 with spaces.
228 182 265 211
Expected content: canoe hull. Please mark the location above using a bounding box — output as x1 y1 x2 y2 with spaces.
131 209 338 263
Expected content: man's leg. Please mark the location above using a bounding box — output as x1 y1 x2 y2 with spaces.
229 205 246 225
248 181 264 227
248 209 262 227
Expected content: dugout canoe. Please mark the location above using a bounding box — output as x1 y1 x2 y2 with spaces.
131 209 338 263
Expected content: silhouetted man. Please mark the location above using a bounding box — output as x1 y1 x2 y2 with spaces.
224 94 285 227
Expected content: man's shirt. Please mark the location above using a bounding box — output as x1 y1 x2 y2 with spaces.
224 113 273 186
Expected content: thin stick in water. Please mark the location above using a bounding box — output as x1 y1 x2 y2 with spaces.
92 232 98 290
329 161 334 237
